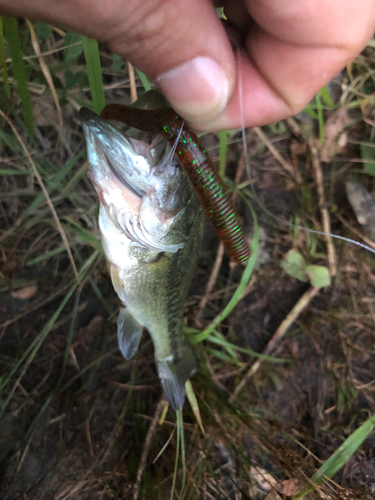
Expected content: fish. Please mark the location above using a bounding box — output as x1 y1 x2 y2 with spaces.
79 104 204 409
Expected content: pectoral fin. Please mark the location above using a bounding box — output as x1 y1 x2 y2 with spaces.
117 308 143 359
157 342 197 410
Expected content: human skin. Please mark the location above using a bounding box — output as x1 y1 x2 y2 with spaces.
0 0 374 131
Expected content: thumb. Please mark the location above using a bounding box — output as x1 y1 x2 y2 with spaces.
106 0 235 125
0 0 235 125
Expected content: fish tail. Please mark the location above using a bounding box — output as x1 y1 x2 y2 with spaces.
157 342 197 410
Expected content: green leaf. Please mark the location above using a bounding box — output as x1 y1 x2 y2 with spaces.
305 265 331 288
33 22 52 41
111 54 123 71
281 249 308 282
64 31 83 65
64 69 76 89
76 71 89 89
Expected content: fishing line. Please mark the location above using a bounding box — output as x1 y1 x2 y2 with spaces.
161 118 185 169
297 226 375 255
236 45 250 179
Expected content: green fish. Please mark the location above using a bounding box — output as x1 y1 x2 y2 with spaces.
79 103 203 409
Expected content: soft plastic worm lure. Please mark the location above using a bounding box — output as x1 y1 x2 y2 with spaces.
100 103 250 263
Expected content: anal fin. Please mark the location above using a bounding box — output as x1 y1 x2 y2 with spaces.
117 308 143 359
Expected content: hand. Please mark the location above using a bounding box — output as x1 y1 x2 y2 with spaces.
1 0 374 131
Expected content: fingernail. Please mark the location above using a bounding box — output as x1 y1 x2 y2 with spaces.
156 56 229 122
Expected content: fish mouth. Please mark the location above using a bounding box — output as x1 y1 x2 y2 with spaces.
103 150 144 198
78 107 98 123
79 107 150 198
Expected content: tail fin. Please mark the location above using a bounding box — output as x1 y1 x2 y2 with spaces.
157 342 197 410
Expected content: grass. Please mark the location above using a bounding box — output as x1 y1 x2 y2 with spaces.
0 17 375 500
2 17 33 132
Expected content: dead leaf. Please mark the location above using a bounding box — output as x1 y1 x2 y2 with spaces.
11 285 37 300
250 466 277 492
346 179 375 238
276 478 300 495
321 108 349 162
78 315 103 342
264 478 300 499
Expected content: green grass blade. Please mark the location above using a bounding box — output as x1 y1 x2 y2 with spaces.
26 243 78 266
178 409 186 497
302 103 318 119
294 413 375 499
57 289 81 387
207 330 290 363
191 202 259 344
218 130 228 178
0 169 30 175
3 17 34 132
82 36 105 113
319 85 333 107
316 90 325 144
170 414 180 500
136 68 152 91
0 18 10 98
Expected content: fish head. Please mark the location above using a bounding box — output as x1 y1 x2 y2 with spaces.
79 108 191 253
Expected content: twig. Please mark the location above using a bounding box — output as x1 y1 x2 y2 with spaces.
85 401 97 458
153 426 176 463
233 286 320 398
133 397 166 500
127 61 138 103
0 110 80 284
254 126 302 184
310 142 337 277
